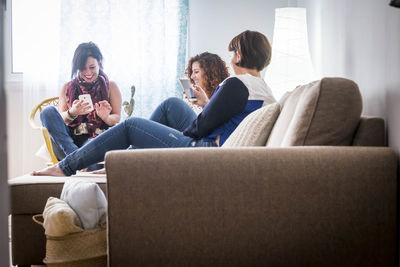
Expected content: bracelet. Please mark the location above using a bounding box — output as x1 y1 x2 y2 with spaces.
67 109 78 120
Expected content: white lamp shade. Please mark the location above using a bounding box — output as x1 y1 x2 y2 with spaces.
265 8 316 101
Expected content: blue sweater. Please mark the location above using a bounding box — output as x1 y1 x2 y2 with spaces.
183 74 275 145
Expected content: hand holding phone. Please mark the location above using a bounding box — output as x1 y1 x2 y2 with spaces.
191 84 210 108
79 94 94 112
179 78 197 101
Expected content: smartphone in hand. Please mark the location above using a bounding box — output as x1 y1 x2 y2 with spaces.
78 94 94 112
179 78 197 101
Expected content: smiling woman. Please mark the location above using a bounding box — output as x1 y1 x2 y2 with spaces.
39 42 122 165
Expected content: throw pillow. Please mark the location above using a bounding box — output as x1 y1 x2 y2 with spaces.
223 102 280 147
266 77 362 147
42 197 83 237
61 179 107 230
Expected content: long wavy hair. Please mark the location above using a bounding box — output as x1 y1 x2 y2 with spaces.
185 52 229 98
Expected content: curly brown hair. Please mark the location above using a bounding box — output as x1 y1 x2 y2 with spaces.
185 52 229 98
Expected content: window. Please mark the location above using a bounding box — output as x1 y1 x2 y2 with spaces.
10 0 189 117
4 0 22 82
10 0 25 73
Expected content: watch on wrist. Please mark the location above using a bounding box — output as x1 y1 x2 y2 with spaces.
67 109 78 120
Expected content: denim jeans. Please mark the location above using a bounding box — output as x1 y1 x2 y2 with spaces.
149 97 197 131
40 106 82 158
59 98 217 175
40 106 102 171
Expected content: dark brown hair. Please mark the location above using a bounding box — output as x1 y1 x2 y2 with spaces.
185 52 229 98
228 30 271 71
71 42 103 79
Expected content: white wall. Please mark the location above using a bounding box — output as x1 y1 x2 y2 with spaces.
298 0 400 151
188 0 288 75
299 0 397 119
6 82 47 178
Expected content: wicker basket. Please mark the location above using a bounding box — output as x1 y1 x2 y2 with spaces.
33 215 107 267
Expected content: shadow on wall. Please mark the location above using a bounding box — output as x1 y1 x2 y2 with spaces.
389 0 400 8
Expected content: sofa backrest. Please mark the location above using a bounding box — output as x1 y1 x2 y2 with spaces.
352 116 385 146
266 77 363 147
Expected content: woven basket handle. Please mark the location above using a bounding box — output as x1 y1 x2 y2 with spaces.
32 214 44 226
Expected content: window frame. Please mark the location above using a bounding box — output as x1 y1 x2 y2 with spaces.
5 0 23 83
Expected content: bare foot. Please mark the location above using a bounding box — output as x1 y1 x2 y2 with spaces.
31 164 66 176
90 168 106 174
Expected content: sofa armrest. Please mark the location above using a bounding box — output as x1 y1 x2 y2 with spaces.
105 147 397 267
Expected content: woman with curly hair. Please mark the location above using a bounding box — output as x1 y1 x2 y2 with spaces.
33 30 276 176
149 52 229 131
185 52 230 105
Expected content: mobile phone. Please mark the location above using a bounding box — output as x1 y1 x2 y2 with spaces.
179 78 197 101
79 94 94 112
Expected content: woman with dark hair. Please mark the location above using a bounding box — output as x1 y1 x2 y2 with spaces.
33 30 276 177
40 42 122 161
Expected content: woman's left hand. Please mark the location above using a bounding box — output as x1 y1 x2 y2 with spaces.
95 100 112 122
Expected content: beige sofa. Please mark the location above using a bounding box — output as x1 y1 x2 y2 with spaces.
9 77 397 266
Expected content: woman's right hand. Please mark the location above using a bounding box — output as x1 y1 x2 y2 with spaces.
182 90 195 107
69 99 91 116
191 85 209 108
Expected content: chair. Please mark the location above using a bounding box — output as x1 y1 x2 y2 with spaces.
29 97 59 165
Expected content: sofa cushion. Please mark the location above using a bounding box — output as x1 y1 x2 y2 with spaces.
266 78 362 147
352 117 385 146
223 103 280 147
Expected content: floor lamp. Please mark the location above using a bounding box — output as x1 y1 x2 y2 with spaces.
264 7 316 101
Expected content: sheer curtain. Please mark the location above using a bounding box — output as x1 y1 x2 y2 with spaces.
20 0 189 172
20 0 62 172
57 0 189 117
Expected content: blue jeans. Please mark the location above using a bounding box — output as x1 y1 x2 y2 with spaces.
40 106 102 170
149 97 197 131
59 98 217 175
40 106 82 158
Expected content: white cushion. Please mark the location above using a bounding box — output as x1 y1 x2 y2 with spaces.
60 179 107 230
222 102 280 147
